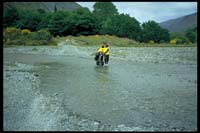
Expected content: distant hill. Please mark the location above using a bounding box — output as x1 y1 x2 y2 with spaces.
159 12 197 32
3 2 82 12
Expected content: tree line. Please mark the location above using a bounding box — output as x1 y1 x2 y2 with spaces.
3 2 197 44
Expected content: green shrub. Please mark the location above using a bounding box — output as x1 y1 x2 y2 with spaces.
170 39 177 44
148 40 154 44
4 27 21 41
21 29 31 35
170 32 190 44
3 27 55 46
160 40 166 43
186 31 197 43
176 36 190 44
28 29 52 41
5 40 24 45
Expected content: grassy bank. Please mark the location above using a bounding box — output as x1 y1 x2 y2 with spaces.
3 28 197 47
54 35 197 47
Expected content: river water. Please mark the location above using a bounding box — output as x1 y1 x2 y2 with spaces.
3 42 197 131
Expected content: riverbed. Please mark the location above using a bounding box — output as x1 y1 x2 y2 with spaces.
3 42 197 131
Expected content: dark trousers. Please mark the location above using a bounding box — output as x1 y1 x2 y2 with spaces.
95 54 99 61
105 55 109 64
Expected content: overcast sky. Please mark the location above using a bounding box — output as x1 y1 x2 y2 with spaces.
76 2 197 23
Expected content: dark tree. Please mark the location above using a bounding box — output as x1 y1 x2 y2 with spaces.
3 6 20 28
93 2 118 19
141 20 170 43
15 9 42 31
69 8 101 36
100 14 142 41
48 10 71 36
185 28 197 43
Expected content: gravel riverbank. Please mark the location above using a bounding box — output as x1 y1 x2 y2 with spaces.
3 44 197 131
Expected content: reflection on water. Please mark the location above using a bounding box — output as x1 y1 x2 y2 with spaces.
94 65 109 73
94 65 110 84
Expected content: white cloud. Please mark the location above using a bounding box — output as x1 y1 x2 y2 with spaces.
76 2 95 11
77 2 197 23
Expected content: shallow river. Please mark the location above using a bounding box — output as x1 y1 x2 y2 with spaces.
3 43 197 131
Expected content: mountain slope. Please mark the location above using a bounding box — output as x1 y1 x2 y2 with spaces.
3 2 82 12
159 12 197 32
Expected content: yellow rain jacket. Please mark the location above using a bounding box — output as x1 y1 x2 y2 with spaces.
104 47 109 55
97 47 104 53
